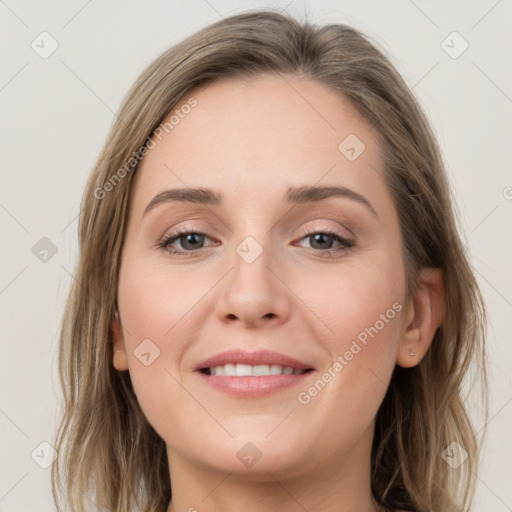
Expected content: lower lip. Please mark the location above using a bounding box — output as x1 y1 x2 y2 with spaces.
195 371 315 398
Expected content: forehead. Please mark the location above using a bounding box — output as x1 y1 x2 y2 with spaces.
131 73 389 215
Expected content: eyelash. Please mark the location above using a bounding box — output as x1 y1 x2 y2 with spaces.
157 225 355 258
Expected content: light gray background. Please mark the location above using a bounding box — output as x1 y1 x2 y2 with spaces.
0 1 511 510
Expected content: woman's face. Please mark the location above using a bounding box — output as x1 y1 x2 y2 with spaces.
113 73 410 479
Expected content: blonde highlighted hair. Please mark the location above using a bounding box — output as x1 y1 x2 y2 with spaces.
52 9 488 512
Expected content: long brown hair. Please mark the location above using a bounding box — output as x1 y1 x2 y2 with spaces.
51 8 488 512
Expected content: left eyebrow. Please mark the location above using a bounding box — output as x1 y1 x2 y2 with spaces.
142 185 378 218
285 185 377 216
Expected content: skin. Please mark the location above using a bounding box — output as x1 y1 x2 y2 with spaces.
111 73 444 512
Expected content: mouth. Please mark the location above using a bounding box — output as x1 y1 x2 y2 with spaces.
194 349 316 398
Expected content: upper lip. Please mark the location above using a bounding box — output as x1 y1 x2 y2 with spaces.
194 349 314 371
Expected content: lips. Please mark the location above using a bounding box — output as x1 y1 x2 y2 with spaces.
194 348 314 373
194 349 316 398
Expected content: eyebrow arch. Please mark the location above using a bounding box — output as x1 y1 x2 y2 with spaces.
142 185 378 217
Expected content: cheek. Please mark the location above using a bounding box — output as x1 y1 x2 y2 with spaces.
298 253 405 349
115 258 199 421
293 254 404 412
118 255 208 346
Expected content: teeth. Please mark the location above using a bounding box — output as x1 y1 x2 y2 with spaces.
209 364 307 376
236 364 253 376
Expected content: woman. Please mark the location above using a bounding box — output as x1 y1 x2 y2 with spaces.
51 9 488 512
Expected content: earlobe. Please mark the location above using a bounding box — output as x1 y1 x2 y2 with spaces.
396 268 445 368
112 312 129 371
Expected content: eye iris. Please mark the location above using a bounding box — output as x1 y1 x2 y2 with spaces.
310 233 333 249
181 233 204 250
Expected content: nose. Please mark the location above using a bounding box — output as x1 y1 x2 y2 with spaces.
214 238 291 329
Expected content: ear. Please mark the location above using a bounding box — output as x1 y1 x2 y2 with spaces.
112 310 129 371
397 268 445 368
